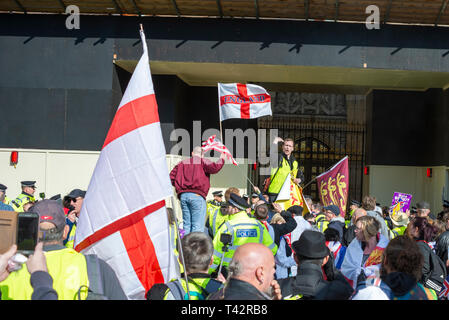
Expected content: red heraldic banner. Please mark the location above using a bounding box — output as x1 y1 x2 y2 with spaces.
73 29 179 299
316 156 349 218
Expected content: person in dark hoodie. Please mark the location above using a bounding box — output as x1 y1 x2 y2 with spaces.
324 204 346 241
352 236 437 300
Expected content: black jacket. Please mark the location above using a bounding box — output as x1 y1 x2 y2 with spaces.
342 224 356 247
270 210 298 248
208 278 270 300
278 262 328 299
436 230 449 274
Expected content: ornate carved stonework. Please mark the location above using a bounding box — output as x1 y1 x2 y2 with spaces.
270 92 347 116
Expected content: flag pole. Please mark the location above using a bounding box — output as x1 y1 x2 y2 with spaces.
171 196 192 300
217 83 224 143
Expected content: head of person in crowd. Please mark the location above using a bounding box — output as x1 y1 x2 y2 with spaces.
181 232 214 274
191 146 204 158
429 218 446 239
224 187 240 202
66 189 86 216
312 202 323 215
349 199 361 212
324 204 341 221
30 199 70 246
262 193 270 203
251 193 259 206
228 243 277 297
21 181 37 196
292 230 330 267
416 201 431 218
440 212 449 231
304 196 313 211
380 235 423 283
303 212 315 226
361 196 376 212
254 202 269 221
354 215 380 243
287 205 303 217
407 216 438 243
442 200 449 214
0 183 7 202
352 208 367 224
223 193 249 216
242 194 249 204
382 206 390 220
281 138 294 158
324 227 341 242
212 191 223 203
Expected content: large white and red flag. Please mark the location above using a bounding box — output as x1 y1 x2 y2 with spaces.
202 134 237 165
74 28 179 299
218 83 272 121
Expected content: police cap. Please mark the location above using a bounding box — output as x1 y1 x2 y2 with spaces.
21 181 36 188
212 191 223 197
227 193 249 211
0 184 6 191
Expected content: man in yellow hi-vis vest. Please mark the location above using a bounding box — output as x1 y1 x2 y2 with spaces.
267 137 304 203
0 200 126 300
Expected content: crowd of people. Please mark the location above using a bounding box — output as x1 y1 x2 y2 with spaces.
1 136 449 300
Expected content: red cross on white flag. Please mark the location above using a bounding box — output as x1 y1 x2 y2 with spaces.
218 83 272 121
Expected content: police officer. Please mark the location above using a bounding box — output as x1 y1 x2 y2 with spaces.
209 193 278 277
0 184 13 211
345 199 361 228
267 137 304 203
206 191 223 221
10 181 36 212
146 232 222 300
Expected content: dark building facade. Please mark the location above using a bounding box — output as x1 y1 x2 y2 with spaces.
1 13 449 205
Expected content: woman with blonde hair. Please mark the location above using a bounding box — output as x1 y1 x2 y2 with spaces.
340 215 389 289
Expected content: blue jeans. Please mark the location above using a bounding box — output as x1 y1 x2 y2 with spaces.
179 192 207 235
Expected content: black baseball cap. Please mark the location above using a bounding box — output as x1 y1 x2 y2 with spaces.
67 189 86 199
324 204 340 216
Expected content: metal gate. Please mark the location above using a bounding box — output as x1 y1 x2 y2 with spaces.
256 115 366 204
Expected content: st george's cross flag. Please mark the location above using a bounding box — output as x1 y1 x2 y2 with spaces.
218 83 272 121
202 134 237 165
74 28 179 299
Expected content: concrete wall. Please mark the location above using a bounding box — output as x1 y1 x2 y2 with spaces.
0 148 248 222
367 165 448 213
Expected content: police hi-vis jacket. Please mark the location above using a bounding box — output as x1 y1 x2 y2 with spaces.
209 210 278 273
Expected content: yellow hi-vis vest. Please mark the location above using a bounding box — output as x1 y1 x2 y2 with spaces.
163 275 221 300
11 193 35 212
169 223 184 274
0 248 89 300
315 213 329 233
209 211 278 274
208 207 229 238
268 157 299 195
65 224 76 249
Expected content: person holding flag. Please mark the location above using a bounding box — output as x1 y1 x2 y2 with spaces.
170 146 226 235
267 137 304 203
73 26 181 299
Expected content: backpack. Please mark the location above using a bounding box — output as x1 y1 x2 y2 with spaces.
146 277 222 300
418 241 447 293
